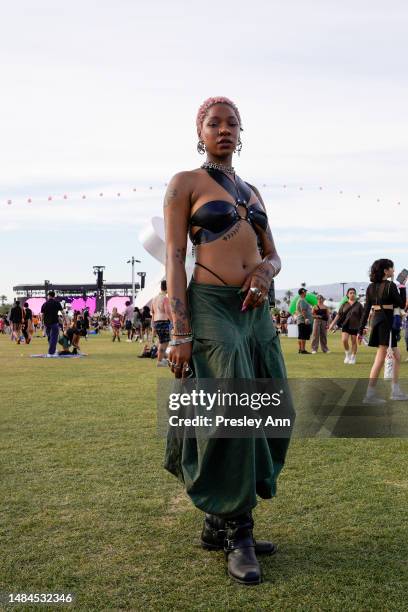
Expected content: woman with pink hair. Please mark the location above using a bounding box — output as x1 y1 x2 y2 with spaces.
163 97 293 585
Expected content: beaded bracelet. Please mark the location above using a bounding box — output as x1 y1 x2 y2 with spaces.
172 331 193 337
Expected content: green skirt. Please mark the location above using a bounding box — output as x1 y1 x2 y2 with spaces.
164 280 292 517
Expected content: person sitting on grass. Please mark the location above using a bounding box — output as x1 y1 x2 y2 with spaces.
58 312 82 355
137 343 158 359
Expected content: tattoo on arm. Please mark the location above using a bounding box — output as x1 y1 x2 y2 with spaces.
164 187 178 208
170 296 191 333
175 247 186 264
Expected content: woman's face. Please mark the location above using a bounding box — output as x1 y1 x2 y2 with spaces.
200 104 240 157
347 290 356 300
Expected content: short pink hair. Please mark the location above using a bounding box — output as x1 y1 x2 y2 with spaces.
196 96 242 136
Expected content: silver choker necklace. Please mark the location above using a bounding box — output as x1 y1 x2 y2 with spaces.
201 161 235 175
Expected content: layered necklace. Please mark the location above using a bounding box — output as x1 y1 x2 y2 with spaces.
201 160 235 175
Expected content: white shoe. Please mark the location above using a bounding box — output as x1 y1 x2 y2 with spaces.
157 359 168 367
349 355 356 365
324 350 331 354
344 355 350 364
363 395 386 405
312 350 317 354
126 339 132 343
390 390 408 401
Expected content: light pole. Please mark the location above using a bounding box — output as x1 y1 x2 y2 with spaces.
137 271 146 290
93 266 106 313
340 282 347 296
127 257 141 304
103 281 107 314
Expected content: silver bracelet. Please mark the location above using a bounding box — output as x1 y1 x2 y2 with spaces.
262 258 279 278
169 337 193 346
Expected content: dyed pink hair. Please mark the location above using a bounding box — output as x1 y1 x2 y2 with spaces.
196 96 242 135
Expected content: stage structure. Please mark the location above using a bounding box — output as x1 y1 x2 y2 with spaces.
13 275 141 315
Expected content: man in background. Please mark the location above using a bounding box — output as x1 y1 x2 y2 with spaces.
296 288 313 354
41 291 62 356
22 302 33 345
9 300 24 344
151 280 172 367
124 300 134 342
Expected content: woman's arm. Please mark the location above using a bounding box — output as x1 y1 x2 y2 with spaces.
164 172 192 334
358 287 372 335
390 281 407 309
241 185 281 309
163 172 193 377
252 185 281 275
328 313 339 331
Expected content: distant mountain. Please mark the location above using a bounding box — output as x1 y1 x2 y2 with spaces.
274 281 369 304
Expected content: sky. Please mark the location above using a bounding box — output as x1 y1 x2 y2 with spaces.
1 0 407 300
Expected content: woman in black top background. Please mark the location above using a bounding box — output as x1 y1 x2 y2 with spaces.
311 295 330 354
329 288 363 364
358 258 407 404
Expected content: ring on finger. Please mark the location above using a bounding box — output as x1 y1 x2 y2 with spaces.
250 287 262 296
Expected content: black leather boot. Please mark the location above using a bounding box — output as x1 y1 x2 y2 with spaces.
224 513 262 585
201 513 277 555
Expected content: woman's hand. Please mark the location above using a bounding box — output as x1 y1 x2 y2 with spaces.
240 261 274 311
167 342 193 379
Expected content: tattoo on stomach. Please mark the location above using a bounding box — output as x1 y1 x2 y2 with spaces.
222 223 241 241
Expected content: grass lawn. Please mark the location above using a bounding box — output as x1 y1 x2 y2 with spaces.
1 332 407 611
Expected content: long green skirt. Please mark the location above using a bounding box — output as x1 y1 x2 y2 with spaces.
164 280 292 517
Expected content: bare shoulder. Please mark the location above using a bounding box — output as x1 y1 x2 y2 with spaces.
166 169 201 190
247 182 265 206
164 171 194 209
164 169 206 209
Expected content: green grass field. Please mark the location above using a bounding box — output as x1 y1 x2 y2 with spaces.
1 332 407 611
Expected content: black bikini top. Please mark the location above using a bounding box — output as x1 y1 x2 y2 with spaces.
189 168 268 245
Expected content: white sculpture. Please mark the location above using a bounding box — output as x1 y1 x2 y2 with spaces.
136 216 194 308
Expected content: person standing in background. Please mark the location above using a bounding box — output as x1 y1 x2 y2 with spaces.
83 307 90 340
141 305 152 343
9 300 24 344
41 291 63 356
358 259 407 403
123 300 134 342
280 310 288 335
22 302 33 345
329 288 363 364
131 307 143 342
404 311 408 362
151 280 172 367
311 295 330 354
111 307 122 342
296 288 313 354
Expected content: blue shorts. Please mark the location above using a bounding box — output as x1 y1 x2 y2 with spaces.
154 320 171 344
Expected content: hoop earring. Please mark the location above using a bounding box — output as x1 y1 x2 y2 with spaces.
235 138 243 156
197 140 206 155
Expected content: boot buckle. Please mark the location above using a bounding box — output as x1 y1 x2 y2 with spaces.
225 538 237 551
